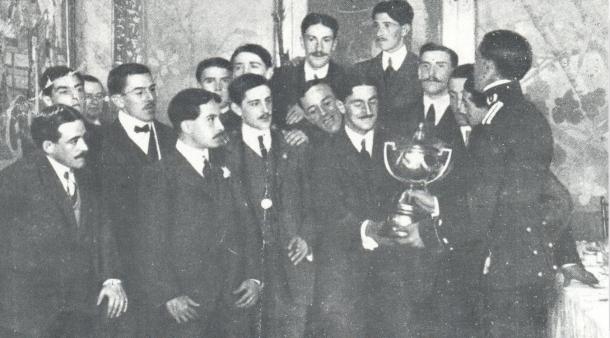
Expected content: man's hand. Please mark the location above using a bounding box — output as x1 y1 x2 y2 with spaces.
393 221 425 248
233 279 261 309
282 129 309 146
165 296 200 324
97 282 128 318
364 220 396 248
286 104 305 125
562 264 600 287
288 236 310 265
407 190 437 214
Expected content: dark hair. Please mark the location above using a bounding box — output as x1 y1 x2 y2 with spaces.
419 43 459 68
107 63 152 95
31 104 83 148
40 66 83 97
450 63 474 79
195 57 232 84
229 74 269 105
463 77 487 108
82 74 103 86
338 73 379 101
299 79 336 108
372 0 414 25
301 13 339 37
478 30 532 80
230 44 273 69
167 88 221 132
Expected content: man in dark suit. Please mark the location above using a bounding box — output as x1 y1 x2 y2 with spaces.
98 63 177 335
271 13 346 128
354 0 422 125
133 88 261 337
0 104 127 337
226 74 315 337
195 57 241 132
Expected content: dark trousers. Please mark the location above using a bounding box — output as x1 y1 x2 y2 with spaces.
480 279 555 338
44 311 95 338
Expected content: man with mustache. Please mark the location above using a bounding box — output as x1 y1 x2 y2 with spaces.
271 13 346 129
225 74 315 337
98 63 177 336
133 88 261 337
0 104 127 337
355 0 422 126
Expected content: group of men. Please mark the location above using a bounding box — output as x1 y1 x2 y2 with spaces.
0 0 600 337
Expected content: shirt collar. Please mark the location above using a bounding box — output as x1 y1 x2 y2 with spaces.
344 125 375 156
118 110 154 132
382 44 408 71
304 61 330 81
483 79 512 93
423 94 451 125
221 105 230 114
46 155 73 186
241 123 271 157
175 139 209 176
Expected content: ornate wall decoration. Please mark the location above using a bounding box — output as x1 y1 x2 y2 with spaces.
112 0 146 65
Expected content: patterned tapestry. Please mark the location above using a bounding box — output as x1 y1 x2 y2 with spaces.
477 0 608 237
113 0 146 65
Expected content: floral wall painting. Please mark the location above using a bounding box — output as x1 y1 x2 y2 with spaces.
112 0 146 66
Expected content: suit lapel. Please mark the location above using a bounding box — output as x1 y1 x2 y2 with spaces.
37 155 78 232
111 120 149 163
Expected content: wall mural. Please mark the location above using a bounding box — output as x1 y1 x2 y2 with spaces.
477 0 608 237
112 0 146 66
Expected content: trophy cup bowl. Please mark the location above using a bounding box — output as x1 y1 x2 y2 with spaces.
380 123 453 238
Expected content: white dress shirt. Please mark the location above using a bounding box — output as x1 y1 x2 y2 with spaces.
241 123 271 157
117 110 161 159
175 139 209 177
344 125 374 156
304 62 330 81
382 44 408 71
460 125 472 146
423 94 451 126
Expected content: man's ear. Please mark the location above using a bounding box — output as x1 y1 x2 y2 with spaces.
231 102 243 116
110 94 125 110
41 95 53 108
41 140 55 155
331 37 338 52
401 24 411 38
180 120 192 135
265 67 274 80
336 100 346 115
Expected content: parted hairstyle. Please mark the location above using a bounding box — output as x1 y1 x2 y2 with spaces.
372 0 414 25
107 63 152 95
31 104 83 148
228 73 269 105
39 66 83 97
167 88 221 132
301 13 339 37
419 42 459 68
195 57 232 84
230 44 273 69
478 30 533 80
337 73 379 101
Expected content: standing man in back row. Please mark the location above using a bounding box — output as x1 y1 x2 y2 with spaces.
355 0 422 126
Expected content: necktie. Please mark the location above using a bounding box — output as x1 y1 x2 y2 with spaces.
384 57 395 84
258 135 268 160
463 128 471 147
63 171 78 206
360 138 370 160
426 104 436 126
202 157 213 178
134 125 150 133
147 126 159 161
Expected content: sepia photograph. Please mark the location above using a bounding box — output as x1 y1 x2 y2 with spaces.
0 0 608 337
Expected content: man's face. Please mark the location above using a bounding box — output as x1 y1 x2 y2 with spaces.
236 85 272 130
418 50 454 96
232 52 269 78
84 80 105 123
199 66 232 108
299 83 343 134
373 13 408 53
343 85 378 134
473 50 495 92
44 74 85 113
302 23 337 69
448 77 469 126
463 91 487 126
45 119 89 169
184 101 227 149
114 73 156 122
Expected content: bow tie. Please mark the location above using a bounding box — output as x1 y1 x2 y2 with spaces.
134 125 150 133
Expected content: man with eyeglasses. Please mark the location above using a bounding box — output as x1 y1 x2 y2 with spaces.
99 62 176 336
83 74 111 126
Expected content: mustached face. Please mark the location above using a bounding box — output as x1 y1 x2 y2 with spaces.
43 120 89 169
373 13 408 53
234 85 273 131
84 80 105 123
302 23 337 69
113 73 157 122
182 101 227 149
418 50 454 96
343 85 378 134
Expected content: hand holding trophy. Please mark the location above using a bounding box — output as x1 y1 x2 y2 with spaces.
380 122 452 239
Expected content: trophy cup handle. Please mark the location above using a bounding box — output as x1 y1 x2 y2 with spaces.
427 147 452 185
384 141 410 184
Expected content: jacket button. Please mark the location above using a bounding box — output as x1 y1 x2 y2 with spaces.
548 242 553 248
537 272 543 277
526 227 532 233
533 250 538 255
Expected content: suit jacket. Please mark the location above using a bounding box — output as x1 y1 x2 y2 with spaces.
354 52 422 126
133 148 259 314
271 60 346 128
224 129 315 305
0 152 120 336
98 119 176 282
467 81 558 289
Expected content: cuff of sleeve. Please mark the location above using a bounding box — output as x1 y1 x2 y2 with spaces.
103 279 122 286
248 279 262 285
306 253 314 262
561 263 578 268
360 220 379 251
431 197 440 218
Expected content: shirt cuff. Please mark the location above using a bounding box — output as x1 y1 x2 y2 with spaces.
248 279 262 285
360 220 379 251
103 279 122 286
306 253 314 262
561 263 578 268
431 197 440 218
